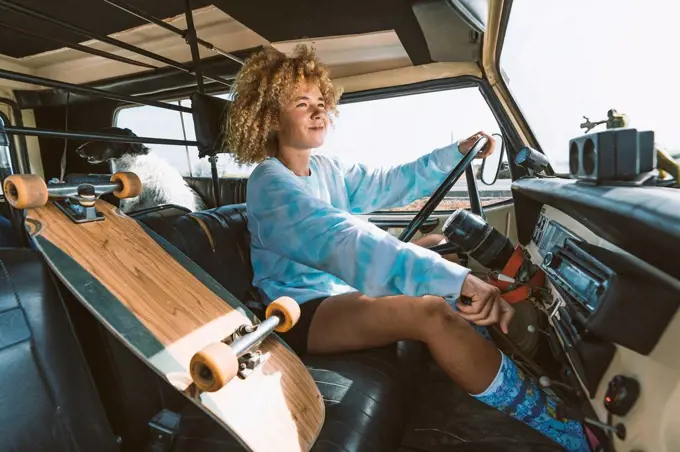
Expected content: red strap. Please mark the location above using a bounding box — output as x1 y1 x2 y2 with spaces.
496 269 545 303
501 245 526 279
487 245 545 304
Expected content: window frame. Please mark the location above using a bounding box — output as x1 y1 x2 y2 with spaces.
339 75 522 215
112 91 237 178
495 1 556 175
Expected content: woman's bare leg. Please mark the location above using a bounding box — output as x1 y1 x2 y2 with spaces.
305 292 592 452
411 233 460 263
306 291 500 394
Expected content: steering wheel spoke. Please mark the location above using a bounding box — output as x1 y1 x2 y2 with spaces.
398 136 489 243
428 242 462 256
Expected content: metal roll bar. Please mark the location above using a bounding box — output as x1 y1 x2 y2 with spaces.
0 68 192 113
103 0 244 65
184 0 221 206
0 0 243 207
0 0 232 88
0 21 157 70
1 126 199 148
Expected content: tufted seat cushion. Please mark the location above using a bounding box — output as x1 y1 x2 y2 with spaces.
168 203 425 451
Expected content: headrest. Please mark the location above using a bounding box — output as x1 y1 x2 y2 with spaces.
191 92 231 159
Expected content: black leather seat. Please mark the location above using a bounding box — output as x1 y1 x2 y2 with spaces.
185 176 248 209
169 203 425 452
0 249 119 451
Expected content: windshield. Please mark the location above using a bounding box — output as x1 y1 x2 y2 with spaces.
500 1 680 173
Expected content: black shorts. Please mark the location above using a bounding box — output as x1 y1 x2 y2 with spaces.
276 296 327 355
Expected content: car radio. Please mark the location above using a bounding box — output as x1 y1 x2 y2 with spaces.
541 237 677 356
531 217 679 396
542 239 608 314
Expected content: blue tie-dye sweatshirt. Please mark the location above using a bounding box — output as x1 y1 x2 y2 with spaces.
246 142 472 305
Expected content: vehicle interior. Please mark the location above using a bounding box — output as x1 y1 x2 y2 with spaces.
1 1 680 451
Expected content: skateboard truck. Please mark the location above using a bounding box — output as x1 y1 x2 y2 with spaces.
224 324 266 379
3 172 142 223
190 296 301 392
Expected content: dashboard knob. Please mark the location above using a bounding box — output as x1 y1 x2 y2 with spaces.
544 252 554 266
604 374 640 416
543 251 562 268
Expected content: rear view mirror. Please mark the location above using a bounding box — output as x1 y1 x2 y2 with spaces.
480 133 505 185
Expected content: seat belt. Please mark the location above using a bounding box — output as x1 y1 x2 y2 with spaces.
487 245 546 303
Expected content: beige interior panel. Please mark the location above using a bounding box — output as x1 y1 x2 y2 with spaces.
481 201 517 243
481 0 504 87
12 6 267 87
0 57 37 90
333 61 481 93
273 31 413 80
480 0 534 147
0 87 14 117
526 205 680 452
2 7 422 88
19 109 44 178
0 88 42 178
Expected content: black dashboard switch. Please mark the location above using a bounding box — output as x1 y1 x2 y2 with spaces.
604 375 639 416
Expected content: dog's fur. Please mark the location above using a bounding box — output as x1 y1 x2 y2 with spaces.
76 127 206 213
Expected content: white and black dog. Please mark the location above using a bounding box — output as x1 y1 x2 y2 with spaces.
76 127 206 213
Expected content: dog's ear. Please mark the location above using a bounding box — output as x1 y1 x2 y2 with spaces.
106 127 145 155
128 142 146 154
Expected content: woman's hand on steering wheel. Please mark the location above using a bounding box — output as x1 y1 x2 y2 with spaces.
456 273 515 334
458 131 496 159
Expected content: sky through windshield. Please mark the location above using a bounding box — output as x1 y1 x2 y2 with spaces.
501 0 680 172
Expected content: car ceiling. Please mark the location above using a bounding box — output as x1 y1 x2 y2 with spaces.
0 0 473 66
0 0 208 58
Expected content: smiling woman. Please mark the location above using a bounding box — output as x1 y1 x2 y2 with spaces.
230 44 594 452
225 45 342 166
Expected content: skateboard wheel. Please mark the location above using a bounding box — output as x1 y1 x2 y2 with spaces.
266 296 300 333
190 342 239 392
3 174 48 209
111 172 142 199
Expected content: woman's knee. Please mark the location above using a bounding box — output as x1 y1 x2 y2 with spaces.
414 296 467 340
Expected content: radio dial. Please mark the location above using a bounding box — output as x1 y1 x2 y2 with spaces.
544 252 561 268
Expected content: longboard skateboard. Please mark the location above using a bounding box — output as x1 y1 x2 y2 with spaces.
3 172 325 452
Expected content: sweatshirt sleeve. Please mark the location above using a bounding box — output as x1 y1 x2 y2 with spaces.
247 162 471 300
335 142 465 214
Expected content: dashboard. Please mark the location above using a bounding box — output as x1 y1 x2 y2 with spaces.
514 177 680 452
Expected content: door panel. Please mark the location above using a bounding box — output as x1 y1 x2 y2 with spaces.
367 216 440 234
356 201 517 273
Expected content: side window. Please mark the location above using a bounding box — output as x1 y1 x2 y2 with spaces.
114 93 256 178
113 85 512 211
317 86 511 212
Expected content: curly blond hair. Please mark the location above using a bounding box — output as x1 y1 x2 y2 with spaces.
223 44 343 165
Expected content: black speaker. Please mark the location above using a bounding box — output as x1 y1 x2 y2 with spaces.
568 128 655 182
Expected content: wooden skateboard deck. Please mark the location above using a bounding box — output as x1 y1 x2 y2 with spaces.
12 185 324 451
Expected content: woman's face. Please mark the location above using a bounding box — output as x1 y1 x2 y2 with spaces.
277 80 328 151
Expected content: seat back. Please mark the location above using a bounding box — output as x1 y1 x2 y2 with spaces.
184 176 247 209
169 203 261 310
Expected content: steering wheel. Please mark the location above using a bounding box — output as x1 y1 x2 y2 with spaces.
398 135 489 243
